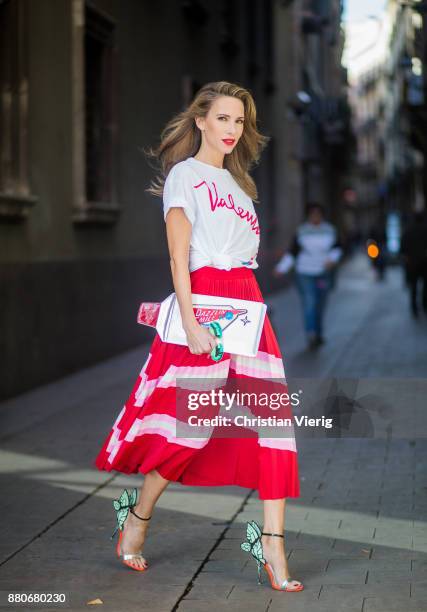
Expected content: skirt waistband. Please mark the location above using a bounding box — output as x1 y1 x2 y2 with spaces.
190 266 255 280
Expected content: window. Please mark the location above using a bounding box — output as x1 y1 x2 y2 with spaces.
0 0 37 220
85 4 114 203
72 0 118 224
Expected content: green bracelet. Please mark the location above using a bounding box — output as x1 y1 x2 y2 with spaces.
210 342 224 362
209 322 224 362
209 321 222 338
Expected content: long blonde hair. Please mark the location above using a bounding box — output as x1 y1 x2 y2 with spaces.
144 81 270 203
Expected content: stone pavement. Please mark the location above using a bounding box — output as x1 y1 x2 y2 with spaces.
0 250 426 612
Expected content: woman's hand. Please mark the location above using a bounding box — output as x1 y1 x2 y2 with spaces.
272 268 285 278
184 321 218 356
324 259 336 271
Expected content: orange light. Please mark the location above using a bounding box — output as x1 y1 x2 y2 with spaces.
367 244 379 258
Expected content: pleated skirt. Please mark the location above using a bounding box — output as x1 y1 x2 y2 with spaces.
94 265 300 500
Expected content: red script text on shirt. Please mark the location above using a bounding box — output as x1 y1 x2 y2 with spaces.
194 180 260 235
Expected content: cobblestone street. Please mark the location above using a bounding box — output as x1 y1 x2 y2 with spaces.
1 251 426 612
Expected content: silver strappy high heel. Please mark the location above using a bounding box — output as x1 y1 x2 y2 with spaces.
111 487 152 572
240 520 304 591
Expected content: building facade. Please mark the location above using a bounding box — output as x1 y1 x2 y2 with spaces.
345 0 427 246
345 15 389 237
0 0 347 398
384 0 426 219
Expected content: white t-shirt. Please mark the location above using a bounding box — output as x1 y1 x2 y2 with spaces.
162 156 260 272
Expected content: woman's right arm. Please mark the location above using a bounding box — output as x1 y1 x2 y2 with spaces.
165 207 218 356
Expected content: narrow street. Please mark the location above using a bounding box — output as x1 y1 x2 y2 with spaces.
0 251 426 612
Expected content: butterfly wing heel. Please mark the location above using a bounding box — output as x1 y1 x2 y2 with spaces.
240 520 304 592
110 487 152 572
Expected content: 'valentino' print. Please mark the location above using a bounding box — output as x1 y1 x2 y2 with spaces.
194 179 260 235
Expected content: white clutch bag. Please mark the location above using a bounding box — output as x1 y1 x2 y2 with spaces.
137 292 267 357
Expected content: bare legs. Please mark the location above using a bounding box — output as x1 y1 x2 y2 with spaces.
118 472 301 584
262 498 301 588
119 469 169 569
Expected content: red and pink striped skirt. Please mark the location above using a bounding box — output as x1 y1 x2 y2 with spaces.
94 266 300 499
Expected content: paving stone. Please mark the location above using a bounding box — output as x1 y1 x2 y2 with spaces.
202 559 247 573
1 255 426 612
293 533 335 548
224 583 274 606
331 541 374 556
178 603 252 612
371 546 426 559
319 583 410 604
411 581 427 597
269 597 363 612
289 547 370 560
181 584 235 600
209 549 250 561
366 569 415 583
195 571 242 586
299 571 368 586
363 596 427 611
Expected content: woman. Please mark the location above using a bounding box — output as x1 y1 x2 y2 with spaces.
274 203 343 349
95 81 303 592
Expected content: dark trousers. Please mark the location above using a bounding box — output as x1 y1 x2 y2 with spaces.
405 261 427 314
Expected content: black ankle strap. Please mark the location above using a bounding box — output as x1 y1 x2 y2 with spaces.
261 531 284 538
130 506 152 521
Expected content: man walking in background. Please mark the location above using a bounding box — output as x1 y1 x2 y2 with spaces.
400 210 427 318
273 203 343 349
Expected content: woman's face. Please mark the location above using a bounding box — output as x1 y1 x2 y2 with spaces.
196 96 245 156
